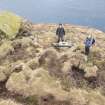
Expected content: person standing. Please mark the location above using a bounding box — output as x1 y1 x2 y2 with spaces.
56 24 65 43
84 35 95 55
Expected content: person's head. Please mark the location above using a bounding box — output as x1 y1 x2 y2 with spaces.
87 35 92 39
59 23 63 28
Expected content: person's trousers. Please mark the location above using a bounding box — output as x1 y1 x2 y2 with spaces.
85 46 90 55
57 35 64 43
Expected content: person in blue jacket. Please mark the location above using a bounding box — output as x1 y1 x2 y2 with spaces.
84 35 95 55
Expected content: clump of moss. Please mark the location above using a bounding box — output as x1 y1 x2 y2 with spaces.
0 11 22 39
0 40 14 59
15 95 38 105
0 98 22 105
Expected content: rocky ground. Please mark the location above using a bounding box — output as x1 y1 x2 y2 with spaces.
0 12 105 105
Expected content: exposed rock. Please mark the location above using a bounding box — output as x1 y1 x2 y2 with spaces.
84 65 98 78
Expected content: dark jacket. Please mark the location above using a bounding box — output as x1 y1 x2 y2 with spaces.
56 27 65 36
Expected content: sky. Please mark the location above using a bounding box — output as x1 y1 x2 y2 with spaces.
0 0 105 31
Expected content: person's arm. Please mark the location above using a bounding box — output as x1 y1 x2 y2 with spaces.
56 28 59 35
84 38 87 45
84 41 85 44
63 28 65 35
92 38 95 46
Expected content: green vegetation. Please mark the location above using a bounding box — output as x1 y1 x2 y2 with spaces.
0 11 22 39
0 11 105 105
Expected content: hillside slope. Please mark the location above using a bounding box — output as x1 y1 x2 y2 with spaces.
0 12 105 105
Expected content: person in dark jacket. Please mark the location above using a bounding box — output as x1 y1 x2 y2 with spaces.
56 24 65 43
84 35 95 55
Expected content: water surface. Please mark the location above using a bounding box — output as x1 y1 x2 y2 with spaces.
0 0 105 31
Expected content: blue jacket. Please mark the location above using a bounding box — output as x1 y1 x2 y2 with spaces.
84 38 93 47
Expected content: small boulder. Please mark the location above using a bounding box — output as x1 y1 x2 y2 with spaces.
84 65 98 78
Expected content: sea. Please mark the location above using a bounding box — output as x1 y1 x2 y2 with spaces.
0 0 105 31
